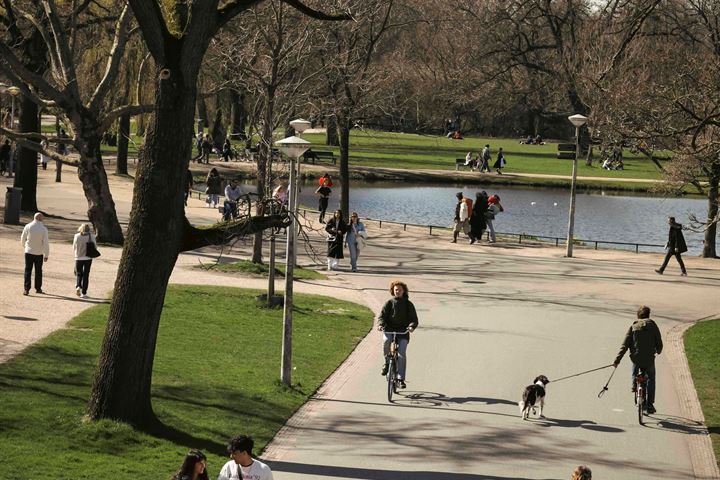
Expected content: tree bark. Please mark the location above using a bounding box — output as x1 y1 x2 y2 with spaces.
338 118 350 216
77 136 125 244
116 113 130 175
14 96 39 212
702 172 718 258
230 89 246 138
326 114 339 146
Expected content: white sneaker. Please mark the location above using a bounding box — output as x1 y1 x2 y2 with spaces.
81 293 88 298
76 287 81 297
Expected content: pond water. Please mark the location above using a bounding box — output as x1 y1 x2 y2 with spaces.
294 181 712 255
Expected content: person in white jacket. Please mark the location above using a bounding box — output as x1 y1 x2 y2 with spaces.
451 192 470 243
20 212 49 295
73 223 96 298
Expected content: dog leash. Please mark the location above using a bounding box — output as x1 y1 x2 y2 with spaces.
597 367 617 398
551 364 614 383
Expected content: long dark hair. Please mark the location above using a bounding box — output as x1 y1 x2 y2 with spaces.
171 450 209 480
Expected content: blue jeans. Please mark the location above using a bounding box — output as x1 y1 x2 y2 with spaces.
223 200 238 220
383 334 409 380
347 239 359 270
632 362 656 405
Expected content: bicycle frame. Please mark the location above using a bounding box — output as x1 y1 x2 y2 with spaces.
635 369 648 425
383 330 408 402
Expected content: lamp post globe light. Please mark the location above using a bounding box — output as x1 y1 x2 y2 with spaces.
566 113 588 258
274 134 311 386
289 118 311 135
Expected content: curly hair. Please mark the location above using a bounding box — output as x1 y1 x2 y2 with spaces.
571 465 592 480
637 305 651 319
389 280 409 297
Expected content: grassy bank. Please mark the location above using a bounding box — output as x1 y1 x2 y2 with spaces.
684 318 720 467
199 259 326 280
0 285 372 479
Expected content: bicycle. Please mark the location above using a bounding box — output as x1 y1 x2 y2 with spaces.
634 368 649 425
383 330 409 402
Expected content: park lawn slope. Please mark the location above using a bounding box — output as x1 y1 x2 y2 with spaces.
0 285 372 479
684 318 720 468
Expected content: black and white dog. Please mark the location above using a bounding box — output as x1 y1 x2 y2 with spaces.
519 375 550 420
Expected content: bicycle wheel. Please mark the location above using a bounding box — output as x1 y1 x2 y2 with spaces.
637 387 644 425
386 359 395 402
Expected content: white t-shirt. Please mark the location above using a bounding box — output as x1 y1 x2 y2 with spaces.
217 459 274 480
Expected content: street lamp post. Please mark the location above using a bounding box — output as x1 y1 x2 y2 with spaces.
566 114 588 258
7 86 20 130
275 134 310 386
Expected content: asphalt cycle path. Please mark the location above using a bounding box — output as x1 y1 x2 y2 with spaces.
264 228 720 480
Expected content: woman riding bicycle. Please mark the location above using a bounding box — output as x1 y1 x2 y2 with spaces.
378 280 419 389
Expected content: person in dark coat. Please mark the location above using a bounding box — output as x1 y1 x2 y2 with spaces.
378 280 419 389
655 216 687 276
204 168 222 208
325 209 346 271
469 191 488 243
612 305 663 414
493 147 507 174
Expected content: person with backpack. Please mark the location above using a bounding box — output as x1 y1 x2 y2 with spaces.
612 305 663 414
316 182 332 224
655 216 688 276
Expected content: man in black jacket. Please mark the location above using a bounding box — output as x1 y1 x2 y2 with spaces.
655 216 688 276
613 306 663 414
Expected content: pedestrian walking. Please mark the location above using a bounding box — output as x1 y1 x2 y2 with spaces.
316 182 331 224
493 147 507 174
0 139 10 176
469 191 488 243
319 172 333 187
73 223 96 298
40 139 50 170
655 216 687 276
205 168 222 208
345 212 367 272
325 209 346 271
201 134 212 164
486 194 504 243
170 449 209 480
218 435 274 480
184 168 194 206
20 212 49 295
479 144 491 172
451 192 471 243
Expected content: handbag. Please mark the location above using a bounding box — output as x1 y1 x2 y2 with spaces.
86 240 101 258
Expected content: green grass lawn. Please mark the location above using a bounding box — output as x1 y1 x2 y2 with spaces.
684 318 720 467
301 130 667 180
199 259 326 280
0 285 372 479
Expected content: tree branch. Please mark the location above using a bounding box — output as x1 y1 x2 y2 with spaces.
0 126 79 167
100 103 155 131
88 4 133 114
281 0 352 21
126 0 171 62
180 214 291 252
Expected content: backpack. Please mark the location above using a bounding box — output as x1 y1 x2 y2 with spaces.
463 197 473 217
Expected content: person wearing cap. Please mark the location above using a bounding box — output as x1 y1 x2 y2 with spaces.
452 192 470 243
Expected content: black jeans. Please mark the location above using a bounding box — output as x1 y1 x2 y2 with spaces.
75 259 92 294
632 362 657 405
659 250 686 273
24 253 44 291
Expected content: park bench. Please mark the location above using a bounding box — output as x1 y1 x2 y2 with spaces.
304 150 337 165
455 158 473 171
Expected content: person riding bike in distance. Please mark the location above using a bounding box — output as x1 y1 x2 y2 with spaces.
378 280 419 389
612 305 663 414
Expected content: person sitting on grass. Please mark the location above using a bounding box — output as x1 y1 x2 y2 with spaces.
170 450 209 480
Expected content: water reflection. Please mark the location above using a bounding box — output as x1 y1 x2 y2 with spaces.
295 181 711 254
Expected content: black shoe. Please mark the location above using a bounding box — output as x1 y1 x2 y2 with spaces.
35 289 44 294
645 404 656 414
681 272 687 276
654 269 663 275
399 380 407 389
381 364 388 376
469 238 476 244
23 289 29 296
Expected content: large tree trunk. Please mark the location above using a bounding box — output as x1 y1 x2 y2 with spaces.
116 113 130 175
77 136 125 244
14 96 39 212
230 89 246 138
702 172 718 258
87 58 197 425
326 114 339 146
338 118 350 216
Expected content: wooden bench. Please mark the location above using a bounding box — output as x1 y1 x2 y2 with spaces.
304 150 337 165
455 158 474 171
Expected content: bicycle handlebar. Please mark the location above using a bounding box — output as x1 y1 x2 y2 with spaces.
382 330 411 335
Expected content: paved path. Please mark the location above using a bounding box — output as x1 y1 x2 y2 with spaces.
1 167 719 479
